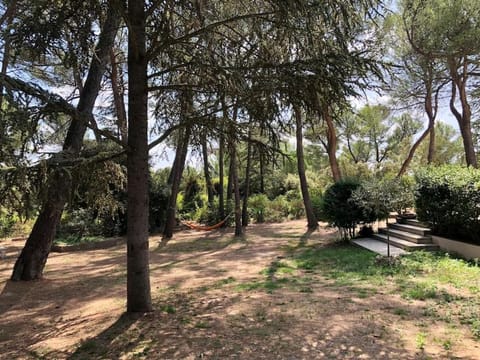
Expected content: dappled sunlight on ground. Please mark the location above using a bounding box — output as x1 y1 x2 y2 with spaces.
0 219 479 359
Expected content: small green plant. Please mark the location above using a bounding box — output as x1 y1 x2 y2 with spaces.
160 304 176 314
195 321 211 329
471 320 480 339
442 339 452 350
416 332 427 350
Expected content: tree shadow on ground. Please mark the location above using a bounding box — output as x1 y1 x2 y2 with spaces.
68 312 139 359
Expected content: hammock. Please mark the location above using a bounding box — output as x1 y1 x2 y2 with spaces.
180 214 231 231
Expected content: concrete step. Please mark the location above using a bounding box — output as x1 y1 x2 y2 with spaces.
351 238 407 257
373 233 438 251
403 218 430 228
379 228 432 244
389 223 431 236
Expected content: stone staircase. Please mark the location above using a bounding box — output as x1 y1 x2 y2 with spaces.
374 218 438 251
352 217 439 256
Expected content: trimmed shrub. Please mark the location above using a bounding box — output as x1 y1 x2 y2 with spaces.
415 165 480 244
320 178 375 239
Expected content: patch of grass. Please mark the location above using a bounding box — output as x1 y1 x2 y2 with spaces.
199 276 237 292
235 279 286 293
291 244 399 285
392 307 409 317
260 260 296 277
422 305 440 319
402 282 437 300
458 299 480 339
400 251 480 292
215 276 236 286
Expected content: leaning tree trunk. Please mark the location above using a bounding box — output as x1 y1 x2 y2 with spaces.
126 0 152 313
241 130 252 227
321 105 342 182
162 125 191 240
397 79 437 177
11 4 120 281
293 105 318 230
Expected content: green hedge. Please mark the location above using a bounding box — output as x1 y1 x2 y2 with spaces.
415 165 480 244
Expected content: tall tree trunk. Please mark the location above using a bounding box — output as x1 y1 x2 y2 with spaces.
259 151 265 194
110 49 128 142
448 57 477 168
218 130 225 220
242 130 252 227
230 140 242 236
162 125 191 240
126 0 152 313
227 155 234 202
0 0 16 155
427 125 435 164
293 105 318 230
11 3 120 281
201 135 214 206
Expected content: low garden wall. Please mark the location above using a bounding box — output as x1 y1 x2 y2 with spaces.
431 235 480 261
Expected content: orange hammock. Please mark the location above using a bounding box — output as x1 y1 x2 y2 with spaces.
181 215 230 231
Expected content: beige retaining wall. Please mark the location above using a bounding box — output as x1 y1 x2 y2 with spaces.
431 235 480 260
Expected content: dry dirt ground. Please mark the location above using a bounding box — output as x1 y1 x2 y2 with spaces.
0 220 479 359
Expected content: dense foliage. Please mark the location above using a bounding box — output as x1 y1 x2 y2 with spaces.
319 179 376 239
352 177 415 220
415 165 480 244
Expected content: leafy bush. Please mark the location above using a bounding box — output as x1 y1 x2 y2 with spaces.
0 210 16 238
182 177 204 214
248 194 269 223
267 195 292 222
286 197 305 220
149 169 170 232
309 188 324 220
320 178 375 239
57 209 101 240
352 177 415 222
415 165 480 244
194 200 226 225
